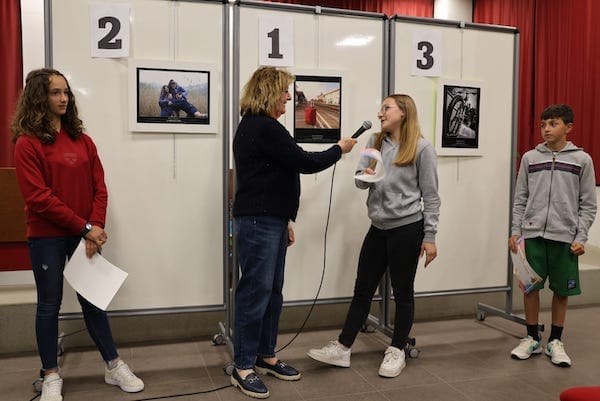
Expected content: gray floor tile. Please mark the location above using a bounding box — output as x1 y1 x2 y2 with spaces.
2 305 598 401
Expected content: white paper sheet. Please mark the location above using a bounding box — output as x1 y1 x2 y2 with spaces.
64 240 128 310
510 237 543 294
354 148 386 183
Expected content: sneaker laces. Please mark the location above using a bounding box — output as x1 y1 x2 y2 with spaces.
43 375 62 397
326 341 340 351
519 336 537 348
114 362 136 381
382 347 402 365
550 340 566 355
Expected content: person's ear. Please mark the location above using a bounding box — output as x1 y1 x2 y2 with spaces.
566 122 574 133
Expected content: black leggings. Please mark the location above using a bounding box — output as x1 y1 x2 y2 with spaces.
339 220 424 349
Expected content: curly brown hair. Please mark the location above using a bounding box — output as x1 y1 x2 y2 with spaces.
11 68 84 144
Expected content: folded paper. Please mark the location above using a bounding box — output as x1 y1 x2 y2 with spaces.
354 148 385 183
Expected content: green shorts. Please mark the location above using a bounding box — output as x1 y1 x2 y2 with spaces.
524 237 581 296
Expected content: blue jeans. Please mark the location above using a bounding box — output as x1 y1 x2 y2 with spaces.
28 236 119 370
233 216 288 369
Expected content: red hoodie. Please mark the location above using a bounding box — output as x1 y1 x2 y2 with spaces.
14 128 108 238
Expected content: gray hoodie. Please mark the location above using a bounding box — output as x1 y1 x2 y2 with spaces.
356 135 440 243
511 141 597 244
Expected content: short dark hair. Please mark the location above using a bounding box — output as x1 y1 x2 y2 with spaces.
540 104 574 124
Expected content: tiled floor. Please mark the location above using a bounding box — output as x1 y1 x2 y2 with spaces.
3 306 599 401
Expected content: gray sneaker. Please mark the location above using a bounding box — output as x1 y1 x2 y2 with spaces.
545 339 572 367
510 336 542 360
40 372 63 401
307 340 351 367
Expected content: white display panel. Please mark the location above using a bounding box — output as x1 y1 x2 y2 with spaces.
237 5 385 302
393 19 517 293
50 0 225 312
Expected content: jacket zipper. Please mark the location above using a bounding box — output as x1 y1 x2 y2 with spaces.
542 153 556 236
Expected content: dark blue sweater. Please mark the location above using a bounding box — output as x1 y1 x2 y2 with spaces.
232 114 342 221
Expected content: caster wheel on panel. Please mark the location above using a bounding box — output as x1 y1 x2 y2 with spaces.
407 346 420 359
361 324 376 333
476 311 486 321
33 378 43 393
223 362 235 376
212 333 226 346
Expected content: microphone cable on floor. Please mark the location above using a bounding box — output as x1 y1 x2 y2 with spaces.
130 384 233 401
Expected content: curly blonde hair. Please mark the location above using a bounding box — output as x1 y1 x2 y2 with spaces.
240 66 294 116
11 68 84 144
370 94 422 166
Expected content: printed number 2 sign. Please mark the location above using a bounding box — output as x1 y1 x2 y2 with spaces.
90 3 130 58
259 15 294 67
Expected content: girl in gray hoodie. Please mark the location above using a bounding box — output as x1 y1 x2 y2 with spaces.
308 94 440 378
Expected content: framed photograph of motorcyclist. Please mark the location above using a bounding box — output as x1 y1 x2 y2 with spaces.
435 79 482 156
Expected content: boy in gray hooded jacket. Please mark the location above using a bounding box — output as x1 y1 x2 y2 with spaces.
509 104 596 367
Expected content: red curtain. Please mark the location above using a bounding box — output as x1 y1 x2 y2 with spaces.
475 0 600 182
0 1 23 168
533 0 600 180
265 0 434 17
0 2 27 271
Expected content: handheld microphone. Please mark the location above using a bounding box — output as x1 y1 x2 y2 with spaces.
351 120 372 138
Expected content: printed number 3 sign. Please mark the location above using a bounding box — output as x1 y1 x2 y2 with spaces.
90 3 130 58
259 15 294 67
411 30 441 77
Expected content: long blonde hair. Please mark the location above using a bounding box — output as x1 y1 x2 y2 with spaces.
240 66 294 116
371 94 422 166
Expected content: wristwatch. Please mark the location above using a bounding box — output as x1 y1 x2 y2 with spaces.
81 222 92 237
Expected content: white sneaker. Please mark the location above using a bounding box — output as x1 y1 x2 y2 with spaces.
510 336 542 360
40 372 63 401
545 339 572 367
105 360 145 392
378 346 406 378
307 340 351 367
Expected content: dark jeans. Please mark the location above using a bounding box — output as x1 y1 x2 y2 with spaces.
339 220 424 349
233 216 288 369
171 99 199 116
28 236 119 370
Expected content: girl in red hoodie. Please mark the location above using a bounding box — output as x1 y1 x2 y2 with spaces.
12 68 144 401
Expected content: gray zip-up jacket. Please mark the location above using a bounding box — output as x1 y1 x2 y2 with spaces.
511 141 597 244
356 135 440 243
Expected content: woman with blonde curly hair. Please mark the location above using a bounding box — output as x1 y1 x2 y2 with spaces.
12 68 144 401
230 66 356 398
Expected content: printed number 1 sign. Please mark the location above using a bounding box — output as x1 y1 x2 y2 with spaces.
90 3 130 58
259 15 294 67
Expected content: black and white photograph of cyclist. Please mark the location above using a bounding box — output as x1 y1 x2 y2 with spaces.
441 84 480 149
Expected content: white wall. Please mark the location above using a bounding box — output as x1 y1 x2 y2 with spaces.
434 0 473 21
5 0 599 290
20 0 45 81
